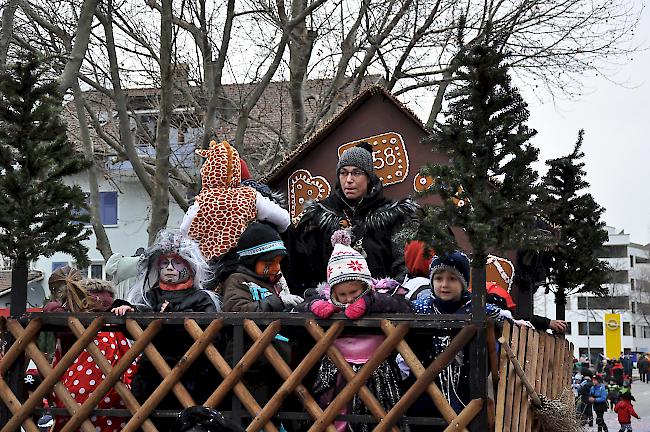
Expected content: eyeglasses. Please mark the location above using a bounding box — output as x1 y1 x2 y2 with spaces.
339 169 366 178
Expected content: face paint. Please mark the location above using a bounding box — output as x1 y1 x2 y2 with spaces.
255 256 283 283
158 254 191 284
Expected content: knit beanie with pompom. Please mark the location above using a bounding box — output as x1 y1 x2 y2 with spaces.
326 229 373 288
429 251 471 291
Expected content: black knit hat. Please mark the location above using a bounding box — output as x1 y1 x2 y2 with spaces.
429 251 471 290
337 142 374 176
236 222 287 267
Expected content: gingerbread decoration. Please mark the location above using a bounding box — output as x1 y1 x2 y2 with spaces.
486 254 515 291
338 132 409 187
413 173 469 207
288 169 331 225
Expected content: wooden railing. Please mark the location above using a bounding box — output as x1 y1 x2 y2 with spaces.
0 312 490 432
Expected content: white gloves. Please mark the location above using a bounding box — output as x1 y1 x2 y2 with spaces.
280 291 304 308
277 276 304 307
499 309 514 321
499 309 534 328
514 319 534 328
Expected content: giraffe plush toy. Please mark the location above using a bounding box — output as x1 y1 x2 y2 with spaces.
182 140 291 261
187 140 257 260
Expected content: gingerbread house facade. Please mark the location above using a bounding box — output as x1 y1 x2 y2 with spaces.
264 85 538 317
264 86 447 223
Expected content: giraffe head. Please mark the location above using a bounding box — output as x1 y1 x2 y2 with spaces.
196 140 243 188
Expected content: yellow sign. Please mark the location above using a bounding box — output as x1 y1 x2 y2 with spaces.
605 313 622 359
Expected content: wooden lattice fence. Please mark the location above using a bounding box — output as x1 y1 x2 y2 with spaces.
0 312 492 432
495 321 574 432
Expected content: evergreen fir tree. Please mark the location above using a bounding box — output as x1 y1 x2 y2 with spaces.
419 42 546 271
537 130 609 320
0 53 91 315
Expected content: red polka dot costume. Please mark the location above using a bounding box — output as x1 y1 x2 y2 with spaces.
188 140 257 260
51 332 138 431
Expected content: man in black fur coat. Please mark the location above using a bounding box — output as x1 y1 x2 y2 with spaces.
285 142 419 293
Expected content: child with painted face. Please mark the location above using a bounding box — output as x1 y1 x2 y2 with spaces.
111 229 218 314
295 230 411 432
221 222 302 312
408 251 511 418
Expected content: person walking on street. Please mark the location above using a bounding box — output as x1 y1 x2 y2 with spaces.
637 354 648 383
590 375 609 432
614 393 640 432
578 370 594 427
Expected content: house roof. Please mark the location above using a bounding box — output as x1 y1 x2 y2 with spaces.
67 77 383 177
0 270 44 296
261 85 427 184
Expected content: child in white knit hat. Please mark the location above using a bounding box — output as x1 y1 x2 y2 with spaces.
296 230 412 432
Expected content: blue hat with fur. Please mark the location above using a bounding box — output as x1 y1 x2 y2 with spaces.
429 251 471 290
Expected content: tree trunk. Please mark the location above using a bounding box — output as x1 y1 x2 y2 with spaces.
469 259 489 431
555 288 566 320
148 0 173 245
0 0 18 66
97 9 154 196
72 81 113 260
287 0 316 146
10 256 28 316
58 0 100 93
232 34 288 151
200 0 234 151
426 69 453 128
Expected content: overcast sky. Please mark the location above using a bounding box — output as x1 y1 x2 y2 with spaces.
409 7 650 245
524 7 650 245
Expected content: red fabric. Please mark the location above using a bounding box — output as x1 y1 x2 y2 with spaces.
159 277 194 292
311 300 339 319
486 282 517 309
240 159 252 180
43 302 65 313
404 241 434 278
615 399 639 423
344 297 367 320
52 331 139 432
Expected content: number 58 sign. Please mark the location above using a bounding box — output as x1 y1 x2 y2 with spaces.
337 132 410 186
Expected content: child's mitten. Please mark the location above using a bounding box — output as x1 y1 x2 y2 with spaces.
345 297 367 320
311 300 339 319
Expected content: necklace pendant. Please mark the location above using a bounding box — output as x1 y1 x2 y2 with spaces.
354 239 367 258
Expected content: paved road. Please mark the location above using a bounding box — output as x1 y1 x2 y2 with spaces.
586 373 650 431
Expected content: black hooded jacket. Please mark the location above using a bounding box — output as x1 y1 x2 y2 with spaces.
286 174 418 292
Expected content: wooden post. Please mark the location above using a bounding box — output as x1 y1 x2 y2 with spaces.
306 320 400 432
61 318 163 432
206 320 281 408
0 315 37 427
469 265 488 432
247 320 344 432
67 318 159 432
121 319 223 432
373 325 477 432
10 257 28 317
244 320 337 432
382 320 466 432
308 321 409 432
0 379 39 432
125 319 196 408
0 318 43 375
2 317 105 432
6 320 96 432
442 399 484 432
184 319 281 432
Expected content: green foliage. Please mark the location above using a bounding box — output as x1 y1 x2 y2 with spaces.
538 130 609 302
0 52 91 266
418 43 547 267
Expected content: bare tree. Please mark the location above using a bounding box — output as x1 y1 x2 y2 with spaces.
1 0 642 251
